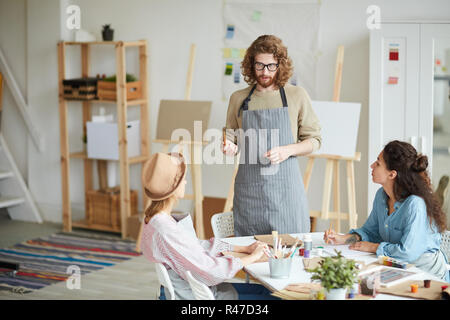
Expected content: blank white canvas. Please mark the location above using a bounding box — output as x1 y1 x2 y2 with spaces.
311 101 361 157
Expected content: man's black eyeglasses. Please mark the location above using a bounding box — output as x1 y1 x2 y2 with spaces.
254 62 279 72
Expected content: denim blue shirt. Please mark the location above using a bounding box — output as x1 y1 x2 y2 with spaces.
349 187 442 263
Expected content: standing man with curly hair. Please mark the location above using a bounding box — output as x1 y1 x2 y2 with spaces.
222 35 322 236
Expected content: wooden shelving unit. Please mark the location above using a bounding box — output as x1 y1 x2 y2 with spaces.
57 40 150 239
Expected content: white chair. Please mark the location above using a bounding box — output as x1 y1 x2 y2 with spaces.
211 211 234 238
441 230 450 271
185 271 215 300
211 211 251 284
154 263 176 300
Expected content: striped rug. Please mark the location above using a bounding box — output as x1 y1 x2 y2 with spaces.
0 232 141 294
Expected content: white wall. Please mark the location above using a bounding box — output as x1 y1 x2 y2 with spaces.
2 0 450 229
0 0 28 179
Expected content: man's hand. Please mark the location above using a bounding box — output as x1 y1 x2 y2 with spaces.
221 139 238 156
264 146 292 164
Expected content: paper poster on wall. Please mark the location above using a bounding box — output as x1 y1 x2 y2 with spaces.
223 48 232 58
226 25 235 39
251 10 262 21
225 63 233 75
234 63 241 83
222 0 320 101
387 76 398 85
311 101 361 157
389 43 399 61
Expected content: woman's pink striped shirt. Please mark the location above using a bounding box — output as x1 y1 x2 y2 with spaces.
141 213 243 286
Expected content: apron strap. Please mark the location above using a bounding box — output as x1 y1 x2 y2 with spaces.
238 85 288 117
280 86 288 107
238 85 257 117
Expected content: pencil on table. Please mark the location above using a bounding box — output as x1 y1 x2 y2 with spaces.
272 231 278 258
326 223 333 244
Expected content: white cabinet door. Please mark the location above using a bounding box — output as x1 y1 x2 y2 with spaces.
420 24 450 171
368 23 421 215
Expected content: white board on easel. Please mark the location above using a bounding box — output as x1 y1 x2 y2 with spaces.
311 101 361 157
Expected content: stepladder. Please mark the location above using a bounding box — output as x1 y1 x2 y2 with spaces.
0 72 42 223
0 133 43 223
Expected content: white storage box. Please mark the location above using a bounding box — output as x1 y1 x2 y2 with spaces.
87 120 140 160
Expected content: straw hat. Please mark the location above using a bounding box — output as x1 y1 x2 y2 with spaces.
142 152 187 201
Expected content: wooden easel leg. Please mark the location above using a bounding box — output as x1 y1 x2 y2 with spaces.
321 159 334 220
303 157 315 231
346 160 357 229
333 160 341 233
224 153 240 212
190 143 204 239
303 157 315 191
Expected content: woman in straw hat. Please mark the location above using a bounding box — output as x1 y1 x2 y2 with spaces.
141 152 277 300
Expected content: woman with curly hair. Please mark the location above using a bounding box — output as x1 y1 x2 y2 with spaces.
222 35 322 236
325 140 449 281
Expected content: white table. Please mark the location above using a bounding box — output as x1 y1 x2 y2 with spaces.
223 232 443 300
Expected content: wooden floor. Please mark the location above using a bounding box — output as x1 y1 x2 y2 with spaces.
0 255 160 300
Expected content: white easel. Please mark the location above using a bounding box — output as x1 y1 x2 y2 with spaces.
304 45 360 232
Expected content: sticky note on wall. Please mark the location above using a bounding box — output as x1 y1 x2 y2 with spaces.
234 64 241 83
389 49 399 61
226 25 235 39
252 11 262 21
231 48 239 59
388 76 398 84
225 63 233 75
223 48 231 58
389 43 399 61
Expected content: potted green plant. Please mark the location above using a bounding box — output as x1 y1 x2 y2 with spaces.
102 24 114 41
306 250 359 300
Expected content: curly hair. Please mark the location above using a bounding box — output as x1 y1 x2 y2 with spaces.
241 35 293 88
382 140 447 233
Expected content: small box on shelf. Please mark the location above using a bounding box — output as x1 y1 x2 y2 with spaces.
87 120 140 160
62 77 98 100
97 80 142 101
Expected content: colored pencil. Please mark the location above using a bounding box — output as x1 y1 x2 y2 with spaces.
326 223 333 244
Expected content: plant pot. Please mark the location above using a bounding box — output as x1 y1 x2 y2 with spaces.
326 288 347 300
102 29 114 41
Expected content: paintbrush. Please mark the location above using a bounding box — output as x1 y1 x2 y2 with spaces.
326 223 333 244
286 237 300 258
222 127 227 146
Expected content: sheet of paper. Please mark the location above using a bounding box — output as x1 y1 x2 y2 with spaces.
251 10 262 21
226 25 234 39
231 48 239 59
322 244 374 258
222 251 267 263
223 48 231 58
225 62 233 75
254 234 300 247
